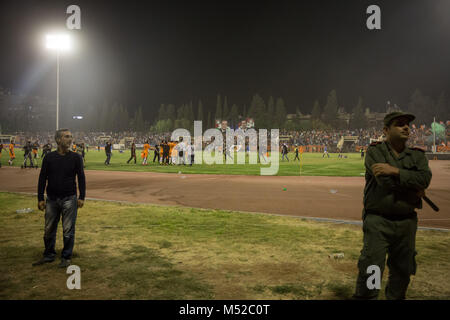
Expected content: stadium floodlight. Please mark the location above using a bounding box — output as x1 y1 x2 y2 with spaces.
45 33 71 130
45 34 71 51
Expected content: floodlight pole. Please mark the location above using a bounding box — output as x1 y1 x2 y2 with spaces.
56 50 60 131
433 116 436 154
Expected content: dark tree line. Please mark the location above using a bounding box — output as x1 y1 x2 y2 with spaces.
1 87 448 134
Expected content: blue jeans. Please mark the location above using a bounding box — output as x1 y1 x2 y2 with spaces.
43 195 78 260
105 152 112 164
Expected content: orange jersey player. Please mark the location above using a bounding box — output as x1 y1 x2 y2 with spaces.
32 141 39 159
8 142 15 165
168 141 176 165
142 141 150 165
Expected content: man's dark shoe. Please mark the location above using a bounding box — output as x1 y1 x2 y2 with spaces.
58 258 71 268
32 258 54 266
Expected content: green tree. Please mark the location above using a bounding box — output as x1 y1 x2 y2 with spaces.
323 89 338 125
267 96 275 128
206 110 212 129
275 97 287 129
223 96 229 120
197 100 204 121
229 104 239 128
188 101 194 122
215 94 222 121
158 104 167 120
248 94 266 129
177 104 184 120
350 97 367 129
311 100 321 120
133 106 145 132
167 104 176 122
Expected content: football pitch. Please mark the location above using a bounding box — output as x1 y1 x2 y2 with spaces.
2 150 366 176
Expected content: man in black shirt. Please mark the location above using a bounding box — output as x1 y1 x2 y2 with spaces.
127 141 136 164
22 140 34 168
153 143 160 163
294 146 300 161
34 129 86 268
162 141 170 165
41 141 52 159
105 141 112 165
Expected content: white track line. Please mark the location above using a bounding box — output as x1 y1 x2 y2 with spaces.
3 191 449 232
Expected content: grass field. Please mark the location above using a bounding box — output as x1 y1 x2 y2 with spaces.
1 192 449 300
1 149 366 176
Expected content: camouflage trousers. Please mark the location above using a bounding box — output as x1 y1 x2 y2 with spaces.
354 213 418 300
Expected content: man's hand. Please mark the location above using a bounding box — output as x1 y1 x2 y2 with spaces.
416 189 425 198
371 163 400 177
77 199 84 208
38 201 46 211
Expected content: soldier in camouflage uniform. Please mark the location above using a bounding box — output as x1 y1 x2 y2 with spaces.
353 112 432 300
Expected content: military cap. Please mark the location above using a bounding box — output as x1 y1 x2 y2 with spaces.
383 112 416 127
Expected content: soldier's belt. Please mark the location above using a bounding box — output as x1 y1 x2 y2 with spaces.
365 210 416 221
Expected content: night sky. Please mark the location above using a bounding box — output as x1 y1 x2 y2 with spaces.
1 0 449 119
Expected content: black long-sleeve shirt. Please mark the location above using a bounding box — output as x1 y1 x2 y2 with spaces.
37 151 86 201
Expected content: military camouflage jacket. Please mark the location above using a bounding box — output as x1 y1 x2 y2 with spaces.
363 141 432 217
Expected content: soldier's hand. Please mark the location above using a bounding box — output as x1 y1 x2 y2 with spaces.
77 199 84 209
371 163 400 177
38 201 46 211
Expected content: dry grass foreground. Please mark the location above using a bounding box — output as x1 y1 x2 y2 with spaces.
0 192 449 300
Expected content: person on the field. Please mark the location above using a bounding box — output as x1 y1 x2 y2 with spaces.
293 146 300 161
8 141 15 166
104 141 112 165
163 141 170 165
127 141 137 164
189 143 195 166
177 138 186 165
80 143 86 165
360 147 365 160
353 112 432 300
142 140 150 165
42 141 52 159
322 145 330 158
159 142 164 164
168 140 176 165
32 141 39 159
153 143 160 163
34 128 85 268
281 143 289 162
23 140 34 168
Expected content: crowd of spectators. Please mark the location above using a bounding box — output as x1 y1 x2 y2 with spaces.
6 124 449 152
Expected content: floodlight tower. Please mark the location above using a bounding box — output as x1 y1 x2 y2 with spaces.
45 34 71 130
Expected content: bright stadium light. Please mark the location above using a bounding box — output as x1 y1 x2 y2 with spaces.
45 33 72 130
45 34 71 51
